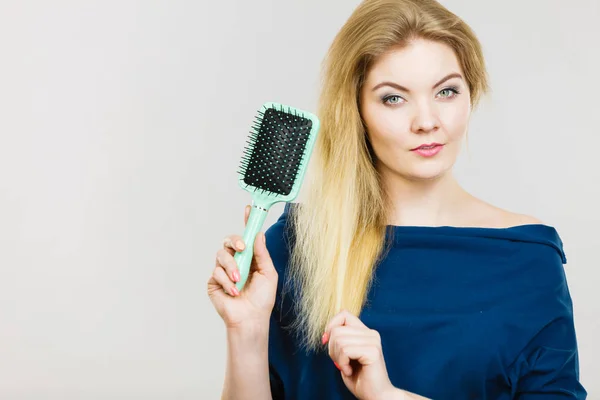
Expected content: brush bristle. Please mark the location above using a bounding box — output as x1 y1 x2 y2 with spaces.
238 104 313 196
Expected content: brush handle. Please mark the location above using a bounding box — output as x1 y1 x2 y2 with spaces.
234 204 269 291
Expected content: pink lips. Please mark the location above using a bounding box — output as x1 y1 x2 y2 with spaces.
411 143 444 157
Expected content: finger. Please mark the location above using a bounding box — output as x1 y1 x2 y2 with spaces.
328 332 353 376
339 345 381 367
244 204 250 226
252 231 276 276
328 326 381 352
207 274 230 297
216 248 241 284
323 309 367 342
211 264 240 297
222 234 246 255
327 326 373 374
330 329 374 346
331 332 381 357
207 275 228 302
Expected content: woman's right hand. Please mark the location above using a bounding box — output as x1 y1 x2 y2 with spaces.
207 205 279 330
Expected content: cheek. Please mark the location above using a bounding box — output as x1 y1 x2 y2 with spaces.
440 102 470 139
365 108 411 148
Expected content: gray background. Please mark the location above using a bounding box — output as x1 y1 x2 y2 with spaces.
0 0 598 398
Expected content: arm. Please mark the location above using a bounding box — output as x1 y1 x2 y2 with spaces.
402 390 430 400
380 388 431 400
508 248 587 399
511 316 587 399
221 324 272 400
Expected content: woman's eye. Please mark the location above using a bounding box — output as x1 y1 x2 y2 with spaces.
383 95 403 105
438 87 460 98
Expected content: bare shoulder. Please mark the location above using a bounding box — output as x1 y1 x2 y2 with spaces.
463 196 544 228
504 212 544 226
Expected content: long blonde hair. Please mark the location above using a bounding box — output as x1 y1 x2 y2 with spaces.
286 0 490 352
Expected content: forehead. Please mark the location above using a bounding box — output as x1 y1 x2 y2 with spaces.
365 39 462 85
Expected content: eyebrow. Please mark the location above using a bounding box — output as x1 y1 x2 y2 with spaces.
371 72 463 92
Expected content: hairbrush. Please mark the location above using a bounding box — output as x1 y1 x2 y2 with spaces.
234 102 320 292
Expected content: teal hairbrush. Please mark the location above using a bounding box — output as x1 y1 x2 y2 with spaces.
234 102 320 292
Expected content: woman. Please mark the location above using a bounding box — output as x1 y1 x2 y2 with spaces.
208 0 586 398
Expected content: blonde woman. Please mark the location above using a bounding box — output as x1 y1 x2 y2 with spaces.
208 0 586 398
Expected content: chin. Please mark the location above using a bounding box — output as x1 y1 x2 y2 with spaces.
406 172 445 181
378 156 454 181
399 164 452 181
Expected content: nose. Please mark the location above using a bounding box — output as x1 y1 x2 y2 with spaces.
410 101 439 134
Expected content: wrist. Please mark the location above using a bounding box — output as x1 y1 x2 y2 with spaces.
375 387 405 400
227 321 270 349
385 388 429 400
226 317 270 335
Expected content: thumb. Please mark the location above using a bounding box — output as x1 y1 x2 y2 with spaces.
253 232 275 274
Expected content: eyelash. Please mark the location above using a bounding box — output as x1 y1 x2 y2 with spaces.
382 86 461 106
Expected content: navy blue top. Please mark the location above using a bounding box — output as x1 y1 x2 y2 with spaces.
265 203 586 399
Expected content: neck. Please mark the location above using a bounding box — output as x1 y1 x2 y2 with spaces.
383 169 471 227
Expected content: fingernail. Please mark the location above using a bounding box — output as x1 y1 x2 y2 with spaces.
333 361 341 371
232 270 240 282
321 332 329 345
230 286 240 296
236 240 244 250
262 232 266 246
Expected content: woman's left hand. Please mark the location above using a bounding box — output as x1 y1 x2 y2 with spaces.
323 309 396 400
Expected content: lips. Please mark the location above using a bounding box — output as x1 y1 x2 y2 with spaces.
411 143 443 151
411 143 444 157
